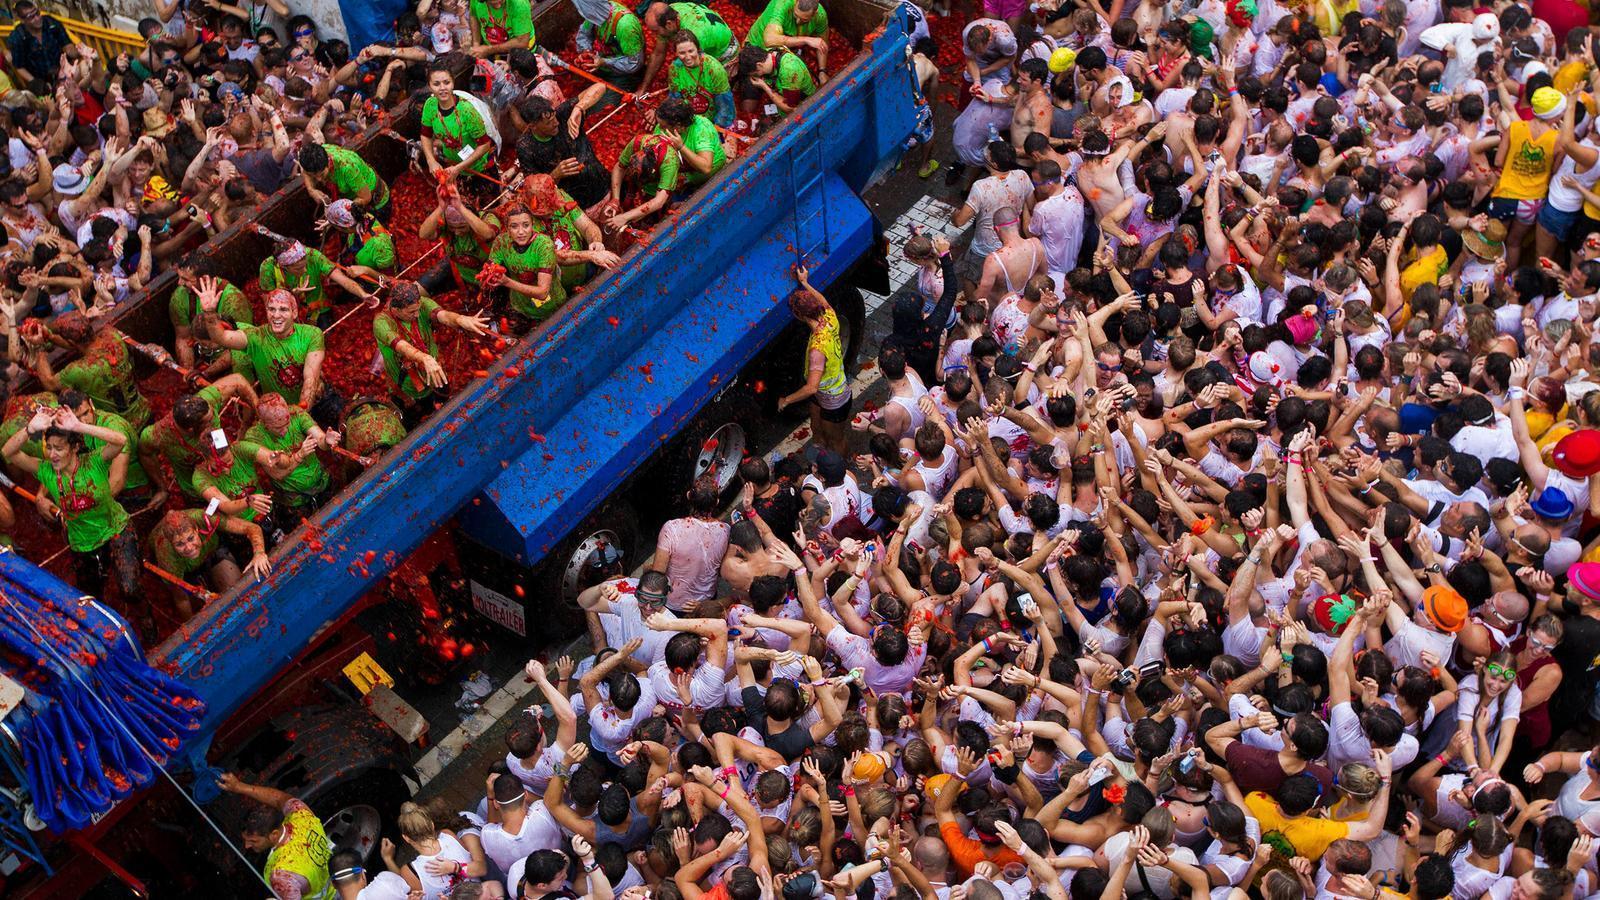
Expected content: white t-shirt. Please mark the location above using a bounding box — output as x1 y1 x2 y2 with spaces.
1101 832 1198 900
481 802 562 875
410 832 473 900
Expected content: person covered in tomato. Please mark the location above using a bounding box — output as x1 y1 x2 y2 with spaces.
148 507 270 618
243 393 343 524
602 119 683 233
746 0 830 79
2 405 139 605
319 198 396 280
258 239 375 329
420 63 501 197
198 281 329 409
483 204 567 333
734 44 816 126
469 0 535 57
575 0 647 90
640 1 737 89
513 95 610 211
297 141 391 221
654 96 727 190
23 312 153 433
55 389 151 511
138 376 260 504
190 430 290 546
170 258 254 376
372 279 491 424
517 174 621 291
418 185 501 296
667 30 735 128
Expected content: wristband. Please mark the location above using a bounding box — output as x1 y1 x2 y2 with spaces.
842 785 856 797
1533 761 1546 772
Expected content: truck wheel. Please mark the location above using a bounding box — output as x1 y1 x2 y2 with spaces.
537 498 642 614
648 388 760 518
311 768 412 868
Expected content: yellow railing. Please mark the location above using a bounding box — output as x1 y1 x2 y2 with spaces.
0 12 143 62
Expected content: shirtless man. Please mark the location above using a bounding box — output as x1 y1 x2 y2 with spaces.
976 206 1048 304
1009 59 1054 159
1387 157 1432 221
1077 121 1168 222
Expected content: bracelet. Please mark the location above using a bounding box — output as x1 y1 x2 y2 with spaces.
1434 753 1449 765
1533 761 1546 772
1429 667 1441 679
842 785 857 797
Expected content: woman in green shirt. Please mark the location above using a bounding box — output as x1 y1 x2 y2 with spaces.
323 198 397 278
420 64 495 196
485 205 567 332
667 30 734 127
603 128 682 233
419 191 500 293
371 280 490 421
3 405 139 602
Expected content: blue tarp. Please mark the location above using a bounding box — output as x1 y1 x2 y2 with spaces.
339 0 410 52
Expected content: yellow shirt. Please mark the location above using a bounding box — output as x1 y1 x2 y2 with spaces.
1244 791 1349 862
1399 245 1448 301
1494 119 1559 201
1554 61 1591 95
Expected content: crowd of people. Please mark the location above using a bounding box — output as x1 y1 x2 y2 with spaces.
0 0 846 639
17 0 1600 894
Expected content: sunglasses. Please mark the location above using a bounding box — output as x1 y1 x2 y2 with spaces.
1485 663 1517 680
289 52 308 61
293 27 315 37
1529 635 1558 652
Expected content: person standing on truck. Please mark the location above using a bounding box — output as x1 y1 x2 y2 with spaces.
139 376 260 504
419 189 501 296
651 475 732 614
733 45 815 124
469 0 536 58
258 240 377 329
245 393 342 523
21 312 153 433
654 97 727 189
2 405 140 604
149 508 270 615
200 285 329 409
667 31 735 128
56 389 151 509
370 279 491 422
575 0 647 90
171 259 254 375
602 128 682 233
514 95 611 211
298 142 392 222
640 2 737 90
746 0 830 79
484 204 568 332
420 64 499 196
217 772 335 900
776 265 851 456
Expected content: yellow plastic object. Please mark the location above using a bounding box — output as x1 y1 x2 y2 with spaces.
342 651 395 695
0 13 144 62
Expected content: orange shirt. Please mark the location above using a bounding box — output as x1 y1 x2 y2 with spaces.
939 820 1026 880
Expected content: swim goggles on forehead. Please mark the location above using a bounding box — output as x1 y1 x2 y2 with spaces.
1484 662 1517 680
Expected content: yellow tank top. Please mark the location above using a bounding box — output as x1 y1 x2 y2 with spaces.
806 308 846 399
264 805 334 900
1494 120 1558 201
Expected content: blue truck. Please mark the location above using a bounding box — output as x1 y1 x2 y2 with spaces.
0 1 920 894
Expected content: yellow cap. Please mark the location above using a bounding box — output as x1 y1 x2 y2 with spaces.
1048 47 1077 73
1531 86 1567 120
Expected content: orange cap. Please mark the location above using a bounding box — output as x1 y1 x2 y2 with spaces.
1422 585 1468 633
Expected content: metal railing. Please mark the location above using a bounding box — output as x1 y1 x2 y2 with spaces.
0 10 142 61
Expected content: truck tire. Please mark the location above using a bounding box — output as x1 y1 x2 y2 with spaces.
313 767 413 869
534 498 643 617
645 387 761 519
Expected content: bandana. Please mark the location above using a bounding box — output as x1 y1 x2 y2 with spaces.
277 241 308 266
325 198 357 229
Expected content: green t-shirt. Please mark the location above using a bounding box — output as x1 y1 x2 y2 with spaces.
351 229 397 272
0 393 57 460
58 330 152 432
770 48 817 97
140 385 225 498
242 323 326 406
490 233 567 320
171 280 253 330
151 509 223 580
420 96 491 171
470 0 534 45
373 298 443 400
192 439 266 521
663 115 728 187
245 409 329 497
541 207 591 288
672 3 734 59
669 56 730 110
39 453 128 552
446 213 498 286
89 409 147 493
320 144 389 209
344 402 407 457
259 249 337 318
749 0 828 48
618 134 682 197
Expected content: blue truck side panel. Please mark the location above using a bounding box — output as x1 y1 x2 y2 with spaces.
150 9 918 744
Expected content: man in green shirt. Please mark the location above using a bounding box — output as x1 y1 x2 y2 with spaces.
656 97 727 188
245 393 340 523
667 30 734 126
191 437 275 528
737 44 817 117
485 205 568 331
149 508 269 617
200 281 328 408
26 312 153 432
604 130 682 232
747 0 829 75
469 0 534 56
371 280 490 421
258 240 374 328
298 142 391 219
641 1 737 89
419 193 500 292
139 376 259 502
171 260 254 375
518 174 619 289
576 0 646 88
59 389 149 501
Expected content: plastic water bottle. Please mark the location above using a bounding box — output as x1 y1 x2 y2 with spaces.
987 124 1000 143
